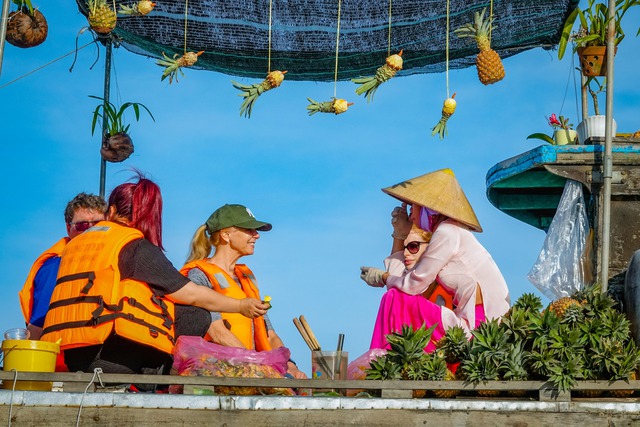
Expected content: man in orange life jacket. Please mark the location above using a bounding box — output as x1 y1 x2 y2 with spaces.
19 193 107 340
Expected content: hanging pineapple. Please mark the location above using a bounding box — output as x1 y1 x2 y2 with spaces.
454 8 505 85
352 50 403 103
431 93 456 140
86 0 117 34
156 50 204 84
118 1 156 16
306 98 353 116
6 1 48 48
231 70 287 118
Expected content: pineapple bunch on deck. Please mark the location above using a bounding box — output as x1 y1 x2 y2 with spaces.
366 285 640 397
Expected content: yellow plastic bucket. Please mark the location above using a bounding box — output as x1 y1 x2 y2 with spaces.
2 339 60 391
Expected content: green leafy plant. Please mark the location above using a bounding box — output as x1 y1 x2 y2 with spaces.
12 0 34 14
557 0 639 60
89 95 155 136
527 113 575 145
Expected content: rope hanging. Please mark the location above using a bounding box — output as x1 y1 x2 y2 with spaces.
333 0 342 98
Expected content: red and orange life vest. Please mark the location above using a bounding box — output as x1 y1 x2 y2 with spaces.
180 260 271 351
19 237 69 324
41 221 176 355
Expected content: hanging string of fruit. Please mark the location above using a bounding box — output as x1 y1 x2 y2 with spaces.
157 51 203 83
231 1 286 118
156 0 203 83
352 50 403 103
232 71 287 118
306 0 353 116
431 0 456 140
454 7 505 86
5 0 48 48
86 0 117 35
352 0 402 103
118 1 156 16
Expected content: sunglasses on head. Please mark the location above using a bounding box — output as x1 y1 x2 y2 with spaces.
404 241 427 254
70 220 99 232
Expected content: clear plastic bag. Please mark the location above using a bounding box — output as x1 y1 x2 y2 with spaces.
171 336 294 395
527 179 591 300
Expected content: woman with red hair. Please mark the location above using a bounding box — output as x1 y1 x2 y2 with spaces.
42 174 268 375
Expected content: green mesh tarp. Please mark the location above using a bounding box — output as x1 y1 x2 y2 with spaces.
78 0 578 81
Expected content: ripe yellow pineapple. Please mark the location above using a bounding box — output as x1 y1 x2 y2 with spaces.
454 8 505 85
119 1 156 16
432 369 459 398
611 371 636 398
87 0 117 34
156 51 204 84
547 296 582 319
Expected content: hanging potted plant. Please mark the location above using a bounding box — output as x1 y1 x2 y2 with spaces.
575 77 617 144
5 0 48 48
90 95 155 163
527 113 577 146
557 0 637 76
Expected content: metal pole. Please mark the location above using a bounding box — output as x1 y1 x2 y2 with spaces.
600 0 616 292
0 0 11 76
99 39 112 198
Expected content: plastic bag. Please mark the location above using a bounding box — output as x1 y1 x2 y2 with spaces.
528 179 590 300
171 336 295 396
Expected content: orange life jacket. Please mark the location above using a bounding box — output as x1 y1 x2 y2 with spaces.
19 237 69 324
41 221 176 355
180 260 271 351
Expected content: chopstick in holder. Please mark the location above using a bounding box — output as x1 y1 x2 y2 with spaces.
299 315 321 350
293 317 316 351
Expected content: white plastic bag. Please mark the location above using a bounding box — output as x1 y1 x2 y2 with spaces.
527 179 590 300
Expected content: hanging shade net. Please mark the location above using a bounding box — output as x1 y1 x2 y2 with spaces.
77 0 578 82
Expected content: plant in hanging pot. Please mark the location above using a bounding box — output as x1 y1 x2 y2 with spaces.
527 113 577 145
90 95 155 163
557 0 638 76
5 0 48 48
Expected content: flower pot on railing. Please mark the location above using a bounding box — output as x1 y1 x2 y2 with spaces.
553 129 578 145
576 115 617 145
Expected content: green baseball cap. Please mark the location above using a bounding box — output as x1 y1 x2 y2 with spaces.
205 204 272 233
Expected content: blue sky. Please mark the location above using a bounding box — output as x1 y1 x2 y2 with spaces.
1 2 639 375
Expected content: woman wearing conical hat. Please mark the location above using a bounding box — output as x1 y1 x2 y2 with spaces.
361 169 510 350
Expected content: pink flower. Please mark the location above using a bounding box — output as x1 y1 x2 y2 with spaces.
547 113 573 131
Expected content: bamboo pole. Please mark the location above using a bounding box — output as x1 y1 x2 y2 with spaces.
99 40 113 198
0 0 10 77
600 0 616 292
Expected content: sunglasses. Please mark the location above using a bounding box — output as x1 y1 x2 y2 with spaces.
404 241 428 254
70 220 99 232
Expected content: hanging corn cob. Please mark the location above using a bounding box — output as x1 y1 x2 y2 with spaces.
454 8 504 85
119 1 156 16
306 98 353 116
431 93 456 140
352 50 403 103
231 70 287 118
156 51 204 84
86 0 117 34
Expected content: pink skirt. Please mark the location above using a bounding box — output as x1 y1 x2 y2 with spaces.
370 288 486 353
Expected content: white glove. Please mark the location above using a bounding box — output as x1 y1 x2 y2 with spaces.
360 266 386 287
391 204 412 240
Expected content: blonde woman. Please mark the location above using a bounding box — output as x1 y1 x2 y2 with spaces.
181 204 307 379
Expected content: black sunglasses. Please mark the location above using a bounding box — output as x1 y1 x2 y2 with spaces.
70 220 99 232
404 241 427 254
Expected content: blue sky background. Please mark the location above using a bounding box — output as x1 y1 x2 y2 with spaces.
1 2 639 375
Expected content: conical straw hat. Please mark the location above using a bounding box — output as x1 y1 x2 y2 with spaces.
382 168 482 232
